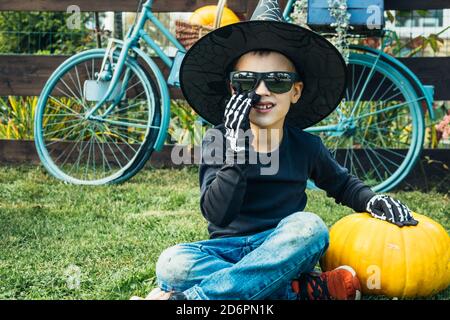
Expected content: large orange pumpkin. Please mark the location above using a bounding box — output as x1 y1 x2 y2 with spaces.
189 5 240 28
320 213 450 298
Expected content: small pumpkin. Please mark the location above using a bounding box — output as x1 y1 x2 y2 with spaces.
320 212 450 298
189 5 240 28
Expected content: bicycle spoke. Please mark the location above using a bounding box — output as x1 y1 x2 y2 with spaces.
354 99 416 121
45 117 80 128
358 138 406 165
84 61 91 81
350 147 367 179
108 99 147 115
102 125 139 152
351 63 355 96
68 69 84 103
45 122 84 146
43 113 79 117
101 130 126 168
107 116 149 125
74 66 85 103
48 96 81 116
356 132 395 176
355 76 388 117
84 130 95 180
105 134 132 164
349 147 355 176
90 122 110 176
351 54 382 117
363 114 409 129
123 78 142 95
43 122 83 138
351 65 367 102
59 78 87 110
329 137 340 158
343 147 350 172
57 126 89 168
363 147 388 181
92 59 95 81
67 126 92 176
363 144 395 177
92 123 112 177
99 117 159 130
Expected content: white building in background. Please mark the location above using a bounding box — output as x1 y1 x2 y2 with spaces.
104 12 115 33
386 9 450 38
385 9 450 57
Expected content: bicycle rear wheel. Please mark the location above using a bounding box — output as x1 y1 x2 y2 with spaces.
306 50 425 192
34 49 161 185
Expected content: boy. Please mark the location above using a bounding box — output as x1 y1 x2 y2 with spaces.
134 0 418 300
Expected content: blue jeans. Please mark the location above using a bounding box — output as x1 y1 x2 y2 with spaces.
155 211 330 300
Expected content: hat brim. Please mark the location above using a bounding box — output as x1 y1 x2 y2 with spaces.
180 20 347 129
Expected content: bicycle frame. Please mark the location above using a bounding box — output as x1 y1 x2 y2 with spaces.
282 0 297 21
83 0 187 151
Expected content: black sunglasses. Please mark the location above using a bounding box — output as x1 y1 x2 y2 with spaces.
229 71 302 94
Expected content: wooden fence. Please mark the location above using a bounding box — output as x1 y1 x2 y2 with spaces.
0 0 449 99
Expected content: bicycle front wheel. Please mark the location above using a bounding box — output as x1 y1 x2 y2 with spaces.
34 49 161 185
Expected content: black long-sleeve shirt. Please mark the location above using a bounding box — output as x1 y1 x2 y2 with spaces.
199 123 375 239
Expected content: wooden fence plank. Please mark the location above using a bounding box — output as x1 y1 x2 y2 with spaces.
398 57 450 102
1 55 449 100
0 0 248 13
0 54 185 99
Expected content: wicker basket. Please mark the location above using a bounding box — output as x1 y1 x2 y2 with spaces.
175 0 227 50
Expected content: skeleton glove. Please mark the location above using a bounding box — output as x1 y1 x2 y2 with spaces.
223 87 261 165
366 194 419 227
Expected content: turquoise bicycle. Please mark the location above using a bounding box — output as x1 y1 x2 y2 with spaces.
34 0 434 191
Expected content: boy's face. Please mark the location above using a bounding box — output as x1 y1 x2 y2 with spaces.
230 51 303 130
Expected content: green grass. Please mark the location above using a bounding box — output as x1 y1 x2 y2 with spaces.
0 165 448 300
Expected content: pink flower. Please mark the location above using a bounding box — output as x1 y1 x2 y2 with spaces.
436 114 450 140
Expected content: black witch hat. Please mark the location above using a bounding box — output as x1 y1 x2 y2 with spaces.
180 0 347 129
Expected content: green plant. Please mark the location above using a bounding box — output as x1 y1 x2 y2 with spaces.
0 95 214 144
0 12 98 54
0 96 37 140
168 99 211 147
0 96 87 140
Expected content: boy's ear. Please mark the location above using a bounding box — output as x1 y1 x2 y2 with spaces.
229 82 234 94
291 81 304 104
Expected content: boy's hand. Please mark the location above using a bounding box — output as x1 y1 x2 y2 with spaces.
223 87 260 164
366 195 419 227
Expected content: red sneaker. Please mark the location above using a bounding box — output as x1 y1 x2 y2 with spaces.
291 266 362 300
